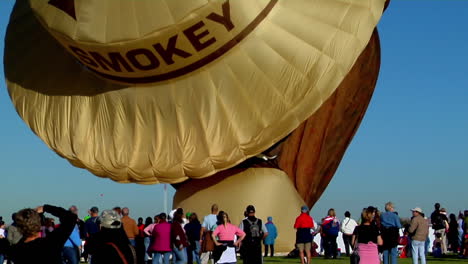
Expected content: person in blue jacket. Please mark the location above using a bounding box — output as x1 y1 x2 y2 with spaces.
263 216 278 257
63 223 82 264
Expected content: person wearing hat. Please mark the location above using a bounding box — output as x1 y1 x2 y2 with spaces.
239 205 268 264
294 205 314 264
408 207 429 264
263 216 277 258
85 210 136 264
9 204 77 264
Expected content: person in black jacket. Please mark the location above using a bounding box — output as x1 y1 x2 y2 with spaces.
9 204 77 264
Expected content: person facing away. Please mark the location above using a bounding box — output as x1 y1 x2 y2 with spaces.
121 207 140 247
430 203 448 255
352 207 383 264
263 216 278 258
340 211 358 257
239 205 268 264
171 210 189 264
9 204 77 264
447 213 459 253
184 213 202 264
211 211 246 264
6 213 23 246
200 203 219 264
294 205 314 264
62 219 82 264
148 213 172 264
409 207 429 264
85 209 136 264
380 202 402 264
321 208 340 259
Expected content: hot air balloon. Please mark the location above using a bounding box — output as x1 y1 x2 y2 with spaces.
4 0 389 250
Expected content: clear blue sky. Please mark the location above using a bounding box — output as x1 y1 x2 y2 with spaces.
1 1 467 222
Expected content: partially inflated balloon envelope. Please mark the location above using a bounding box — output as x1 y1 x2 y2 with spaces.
5 0 388 250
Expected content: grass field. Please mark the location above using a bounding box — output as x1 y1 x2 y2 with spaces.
82 255 468 264
262 255 468 264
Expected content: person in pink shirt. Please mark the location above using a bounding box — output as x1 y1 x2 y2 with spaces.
212 211 246 264
148 213 171 264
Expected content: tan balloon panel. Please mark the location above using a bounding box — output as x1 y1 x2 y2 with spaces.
5 0 386 183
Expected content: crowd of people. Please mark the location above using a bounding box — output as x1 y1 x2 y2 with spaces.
291 202 468 264
0 202 467 264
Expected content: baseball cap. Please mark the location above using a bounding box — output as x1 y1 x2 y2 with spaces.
99 210 122 229
301 205 309 213
246 205 256 213
90 206 99 213
411 207 423 214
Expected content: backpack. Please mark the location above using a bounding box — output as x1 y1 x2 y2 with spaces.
244 218 263 238
324 219 340 236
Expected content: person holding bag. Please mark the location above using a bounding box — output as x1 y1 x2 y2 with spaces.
352 208 383 264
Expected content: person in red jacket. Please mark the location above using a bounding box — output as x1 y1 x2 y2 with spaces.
172 209 189 264
294 205 314 264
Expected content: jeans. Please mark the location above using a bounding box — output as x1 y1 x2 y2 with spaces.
187 241 201 264
144 237 151 261
173 246 187 264
62 246 79 264
129 239 136 247
0 254 4 264
153 251 171 264
383 247 398 264
411 240 426 264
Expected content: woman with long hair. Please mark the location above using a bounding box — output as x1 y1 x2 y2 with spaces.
352 207 383 264
212 212 246 264
448 213 459 252
171 210 189 264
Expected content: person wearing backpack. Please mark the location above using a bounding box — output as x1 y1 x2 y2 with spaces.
239 205 268 264
321 208 340 259
430 203 448 255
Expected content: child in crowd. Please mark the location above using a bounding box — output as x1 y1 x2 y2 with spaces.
432 233 443 257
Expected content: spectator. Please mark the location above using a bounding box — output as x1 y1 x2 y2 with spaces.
85 210 136 264
121 207 139 247
409 207 429 264
184 213 202 264
380 202 402 264
448 213 459 252
62 222 82 264
171 210 189 264
9 205 77 264
263 216 278 258
143 216 154 263
352 207 383 264
6 213 23 247
294 205 314 264
148 213 171 264
321 208 340 259
84 206 100 263
239 205 268 264
458 212 465 255
211 212 245 264
430 203 448 255
0 220 7 264
340 211 358 257
200 204 218 264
